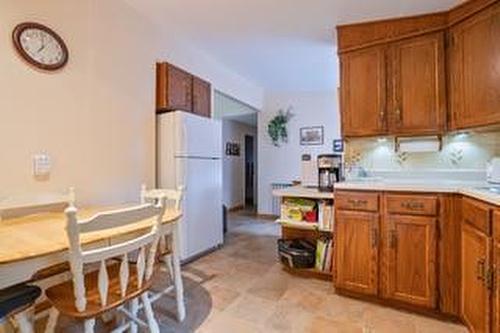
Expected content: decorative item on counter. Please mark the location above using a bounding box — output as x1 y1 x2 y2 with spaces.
280 197 317 223
268 107 294 147
300 126 324 146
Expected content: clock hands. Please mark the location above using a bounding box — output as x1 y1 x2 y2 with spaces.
37 33 46 53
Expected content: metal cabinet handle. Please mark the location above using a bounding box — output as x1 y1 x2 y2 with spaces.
401 201 424 211
477 258 486 281
347 199 368 207
395 108 402 122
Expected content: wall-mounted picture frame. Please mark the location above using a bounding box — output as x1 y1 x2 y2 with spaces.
300 126 324 146
225 142 241 156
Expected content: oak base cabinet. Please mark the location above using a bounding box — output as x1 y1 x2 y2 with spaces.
382 215 437 308
461 220 491 333
335 210 379 296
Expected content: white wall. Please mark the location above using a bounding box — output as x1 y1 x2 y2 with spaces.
0 0 263 205
257 91 340 214
222 120 257 209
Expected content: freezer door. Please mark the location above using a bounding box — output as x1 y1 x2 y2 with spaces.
173 111 222 159
176 157 223 260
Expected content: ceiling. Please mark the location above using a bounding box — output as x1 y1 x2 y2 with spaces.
125 0 460 92
224 112 258 127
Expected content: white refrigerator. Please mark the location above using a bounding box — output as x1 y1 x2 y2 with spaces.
157 111 223 261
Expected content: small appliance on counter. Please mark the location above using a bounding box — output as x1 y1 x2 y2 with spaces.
487 157 500 184
318 154 343 192
301 154 318 188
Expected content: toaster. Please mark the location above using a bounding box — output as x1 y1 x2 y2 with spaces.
487 157 500 184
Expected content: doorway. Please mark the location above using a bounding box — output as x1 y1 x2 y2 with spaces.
245 135 255 207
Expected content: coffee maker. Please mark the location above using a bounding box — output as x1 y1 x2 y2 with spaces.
318 154 343 192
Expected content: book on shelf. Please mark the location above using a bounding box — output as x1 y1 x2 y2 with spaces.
318 200 333 231
315 236 334 272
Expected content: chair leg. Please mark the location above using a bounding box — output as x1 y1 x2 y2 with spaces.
44 308 59 333
164 253 174 283
13 307 34 333
172 225 186 322
129 298 139 333
83 318 95 333
140 293 159 333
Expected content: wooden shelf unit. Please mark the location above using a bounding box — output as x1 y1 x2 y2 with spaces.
274 190 335 280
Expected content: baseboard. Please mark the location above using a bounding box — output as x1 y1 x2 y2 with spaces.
228 204 244 212
256 213 279 220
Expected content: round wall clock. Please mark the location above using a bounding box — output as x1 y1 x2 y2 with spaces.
12 22 69 71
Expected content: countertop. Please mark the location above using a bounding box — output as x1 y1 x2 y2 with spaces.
272 186 334 199
335 179 500 206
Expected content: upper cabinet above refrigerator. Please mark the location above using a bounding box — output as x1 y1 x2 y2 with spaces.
156 62 212 118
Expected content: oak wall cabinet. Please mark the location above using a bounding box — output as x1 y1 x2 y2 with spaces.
156 62 212 118
339 32 446 137
337 0 500 138
448 2 500 130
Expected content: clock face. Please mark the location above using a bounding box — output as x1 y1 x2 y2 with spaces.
13 23 68 71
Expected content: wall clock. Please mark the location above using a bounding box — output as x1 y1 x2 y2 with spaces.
12 22 68 71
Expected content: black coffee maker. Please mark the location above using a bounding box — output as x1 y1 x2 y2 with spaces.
318 154 343 192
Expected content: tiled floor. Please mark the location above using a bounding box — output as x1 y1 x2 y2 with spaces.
53 210 467 332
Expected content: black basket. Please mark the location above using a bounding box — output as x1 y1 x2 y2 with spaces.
277 239 316 269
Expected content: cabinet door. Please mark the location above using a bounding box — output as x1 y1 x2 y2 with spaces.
390 32 446 135
449 2 500 130
192 77 211 118
167 64 193 112
335 210 379 295
494 240 500 333
461 222 491 333
382 215 437 308
340 46 387 137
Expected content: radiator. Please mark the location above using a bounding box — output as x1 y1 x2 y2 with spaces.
271 183 293 216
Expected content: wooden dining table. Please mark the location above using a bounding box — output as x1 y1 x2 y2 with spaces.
0 206 182 290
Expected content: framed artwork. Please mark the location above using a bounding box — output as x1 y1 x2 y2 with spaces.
300 126 324 145
225 142 240 156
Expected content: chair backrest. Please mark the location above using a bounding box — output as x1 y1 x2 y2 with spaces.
140 184 184 211
0 188 75 221
65 198 166 312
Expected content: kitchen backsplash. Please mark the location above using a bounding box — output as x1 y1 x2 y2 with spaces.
345 131 500 172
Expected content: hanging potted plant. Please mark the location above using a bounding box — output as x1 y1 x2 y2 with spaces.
268 107 294 147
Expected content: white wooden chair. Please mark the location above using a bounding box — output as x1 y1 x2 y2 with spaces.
44 198 167 333
140 184 186 322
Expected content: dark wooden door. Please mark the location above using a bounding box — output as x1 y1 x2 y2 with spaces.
192 76 211 118
382 215 437 308
461 222 491 333
449 2 500 130
340 45 387 137
335 210 379 295
390 32 446 135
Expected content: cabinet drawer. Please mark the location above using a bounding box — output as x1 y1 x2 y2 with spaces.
386 194 438 216
493 211 500 242
335 192 379 212
462 197 491 235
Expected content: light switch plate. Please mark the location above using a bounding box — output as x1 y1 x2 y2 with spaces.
33 153 51 177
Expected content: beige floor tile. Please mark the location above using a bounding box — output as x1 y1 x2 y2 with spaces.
303 315 365 333
204 284 240 311
197 312 264 333
224 294 277 326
